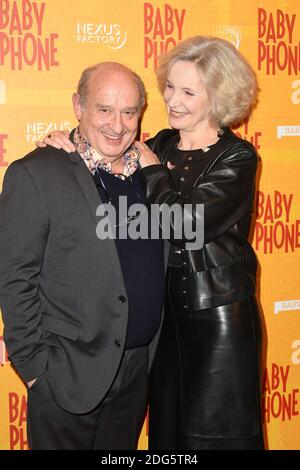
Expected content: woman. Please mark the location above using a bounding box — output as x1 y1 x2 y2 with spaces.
135 36 264 450
40 36 264 450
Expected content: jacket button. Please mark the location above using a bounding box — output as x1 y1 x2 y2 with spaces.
182 276 186 281
183 305 188 310
180 176 185 182
118 295 126 303
182 261 187 266
188 156 192 161
182 290 187 294
115 340 121 347
184 166 189 170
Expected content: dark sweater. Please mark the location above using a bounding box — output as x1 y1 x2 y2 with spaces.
93 168 164 349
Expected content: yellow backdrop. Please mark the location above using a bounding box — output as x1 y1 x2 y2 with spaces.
0 0 299 450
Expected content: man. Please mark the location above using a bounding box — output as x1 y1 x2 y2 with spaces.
0 63 165 449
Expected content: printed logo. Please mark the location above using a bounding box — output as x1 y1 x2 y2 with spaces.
0 0 59 71
96 197 204 250
214 26 241 49
235 120 262 151
144 2 186 70
291 340 300 365
0 336 8 366
274 300 300 315
263 363 299 423
254 191 300 254
291 80 300 104
277 126 300 139
26 121 72 143
0 80 6 104
76 23 127 49
258 8 299 75
0 133 8 167
9 393 28 450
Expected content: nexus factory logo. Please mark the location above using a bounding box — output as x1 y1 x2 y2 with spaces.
76 22 127 49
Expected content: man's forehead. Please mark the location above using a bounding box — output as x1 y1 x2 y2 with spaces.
90 69 138 90
94 100 139 110
88 79 140 105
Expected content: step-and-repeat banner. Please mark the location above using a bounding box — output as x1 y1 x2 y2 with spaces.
0 0 299 450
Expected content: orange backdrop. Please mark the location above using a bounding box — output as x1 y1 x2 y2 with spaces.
0 0 300 450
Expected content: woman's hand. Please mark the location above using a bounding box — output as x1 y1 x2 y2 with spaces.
133 141 160 169
36 130 75 153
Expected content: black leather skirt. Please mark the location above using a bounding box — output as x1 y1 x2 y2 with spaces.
149 267 264 450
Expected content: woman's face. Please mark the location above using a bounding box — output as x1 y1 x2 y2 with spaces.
163 60 211 133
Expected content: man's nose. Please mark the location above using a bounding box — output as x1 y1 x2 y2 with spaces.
110 112 124 134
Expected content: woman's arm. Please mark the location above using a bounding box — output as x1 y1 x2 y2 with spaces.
139 143 257 246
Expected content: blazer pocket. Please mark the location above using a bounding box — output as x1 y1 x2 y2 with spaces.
42 312 81 341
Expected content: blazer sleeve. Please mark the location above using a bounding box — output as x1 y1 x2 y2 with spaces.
140 146 257 247
0 160 50 382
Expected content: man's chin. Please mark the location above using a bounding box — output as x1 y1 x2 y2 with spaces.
96 146 129 161
97 138 133 156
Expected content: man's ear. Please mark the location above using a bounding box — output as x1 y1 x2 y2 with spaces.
72 93 83 121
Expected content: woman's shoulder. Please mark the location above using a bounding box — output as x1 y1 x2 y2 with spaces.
145 128 178 151
215 128 258 168
225 128 257 155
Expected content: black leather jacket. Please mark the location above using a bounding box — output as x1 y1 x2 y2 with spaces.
141 127 258 311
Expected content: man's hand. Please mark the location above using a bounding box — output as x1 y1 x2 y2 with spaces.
27 378 38 388
36 130 75 153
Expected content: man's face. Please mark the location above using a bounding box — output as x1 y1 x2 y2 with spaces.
73 70 141 161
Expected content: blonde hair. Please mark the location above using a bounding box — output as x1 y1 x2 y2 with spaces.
77 62 146 111
157 36 259 128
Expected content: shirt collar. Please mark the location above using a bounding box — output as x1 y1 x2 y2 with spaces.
73 127 139 179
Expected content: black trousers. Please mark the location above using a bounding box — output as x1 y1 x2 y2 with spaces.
27 347 148 450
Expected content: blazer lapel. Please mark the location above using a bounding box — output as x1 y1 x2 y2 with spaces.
70 153 101 225
69 151 123 273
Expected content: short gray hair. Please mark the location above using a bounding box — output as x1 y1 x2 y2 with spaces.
157 36 259 128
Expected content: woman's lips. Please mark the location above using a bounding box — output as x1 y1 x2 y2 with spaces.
169 109 189 118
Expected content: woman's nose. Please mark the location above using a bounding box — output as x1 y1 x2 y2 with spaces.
166 90 180 107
